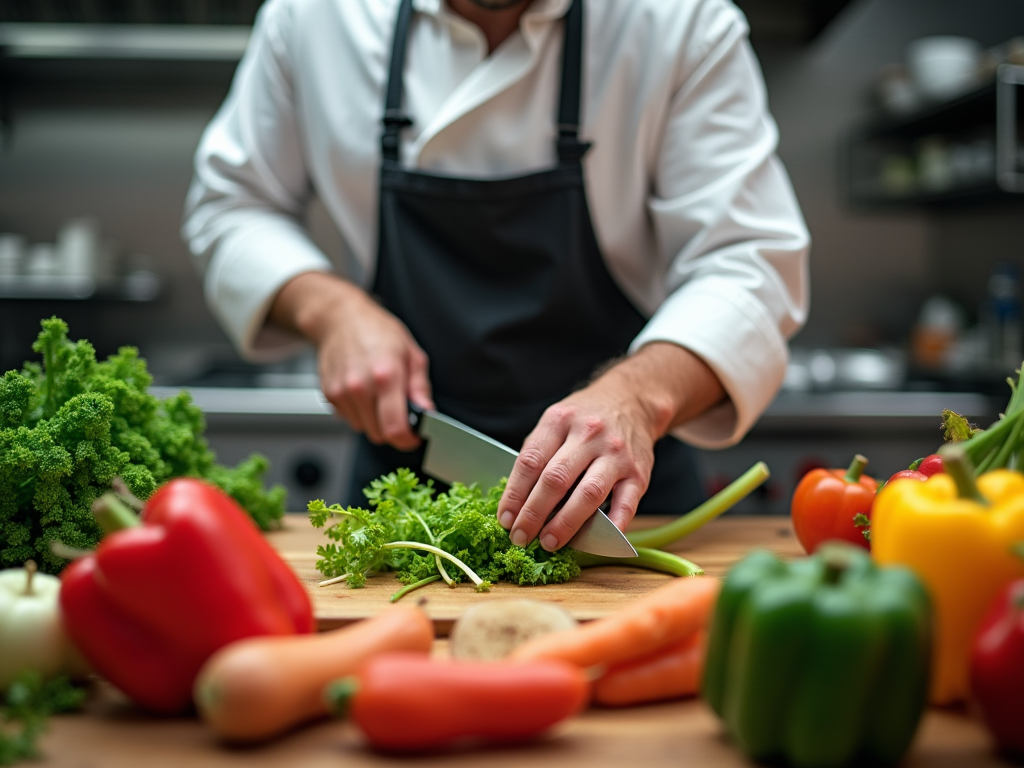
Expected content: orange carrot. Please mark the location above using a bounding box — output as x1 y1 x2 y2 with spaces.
194 604 433 742
510 577 719 668
593 630 705 707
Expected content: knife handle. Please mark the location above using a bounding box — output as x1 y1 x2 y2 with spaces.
407 400 424 434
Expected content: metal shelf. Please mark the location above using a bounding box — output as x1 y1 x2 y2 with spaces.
844 64 1024 208
0 273 162 301
0 23 249 61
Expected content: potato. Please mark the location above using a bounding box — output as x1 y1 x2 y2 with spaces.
449 599 577 661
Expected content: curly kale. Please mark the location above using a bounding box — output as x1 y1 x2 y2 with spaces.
0 317 286 573
309 469 580 597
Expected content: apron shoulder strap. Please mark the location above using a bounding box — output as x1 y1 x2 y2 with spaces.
380 0 590 165
556 0 591 165
381 0 415 163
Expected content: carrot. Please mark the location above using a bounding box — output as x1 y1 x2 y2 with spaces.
193 604 433 742
326 653 590 751
592 630 706 707
510 576 719 668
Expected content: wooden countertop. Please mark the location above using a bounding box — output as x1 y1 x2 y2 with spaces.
38 516 1012 767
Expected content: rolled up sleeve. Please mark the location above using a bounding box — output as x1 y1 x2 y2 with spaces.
632 10 810 449
182 0 333 361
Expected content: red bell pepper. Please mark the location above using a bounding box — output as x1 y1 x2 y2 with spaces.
884 454 943 487
791 454 877 553
970 572 1024 755
888 469 928 483
917 454 944 477
60 478 314 713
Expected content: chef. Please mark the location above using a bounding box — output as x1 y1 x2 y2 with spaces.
182 0 809 552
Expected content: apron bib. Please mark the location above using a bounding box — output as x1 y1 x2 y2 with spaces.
346 0 704 514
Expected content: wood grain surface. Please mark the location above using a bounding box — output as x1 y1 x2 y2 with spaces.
279 514 805 633
36 515 1014 767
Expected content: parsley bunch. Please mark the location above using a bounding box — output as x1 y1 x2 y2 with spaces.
309 469 581 596
0 317 286 573
0 672 85 766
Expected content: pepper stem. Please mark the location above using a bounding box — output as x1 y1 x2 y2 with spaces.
819 547 852 585
91 492 142 534
939 444 988 505
844 454 869 483
23 560 37 596
324 677 360 719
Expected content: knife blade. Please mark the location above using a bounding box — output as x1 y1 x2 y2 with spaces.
408 404 637 558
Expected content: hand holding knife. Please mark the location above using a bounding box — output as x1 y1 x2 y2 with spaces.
407 403 637 558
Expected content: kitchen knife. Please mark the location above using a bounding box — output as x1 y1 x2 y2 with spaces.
408 404 637 558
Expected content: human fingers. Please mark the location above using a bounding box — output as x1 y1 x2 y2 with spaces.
604 476 647 531
497 405 575 533
374 357 420 451
406 343 435 411
339 366 384 444
536 457 621 551
319 354 367 434
507 438 598 549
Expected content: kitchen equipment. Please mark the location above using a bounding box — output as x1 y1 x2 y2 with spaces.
786 349 907 393
56 216 100 279
25 243 59 278
0 233 25 277
875 64 921 115
408 404 637 558
907 36 981 101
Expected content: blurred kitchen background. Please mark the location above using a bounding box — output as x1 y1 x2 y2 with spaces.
1 0 1022 513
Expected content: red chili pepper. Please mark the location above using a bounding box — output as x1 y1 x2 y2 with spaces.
791 454 877 554
327 653 590 751
917 454 944 477
60 479 314 713
971 576 1024 755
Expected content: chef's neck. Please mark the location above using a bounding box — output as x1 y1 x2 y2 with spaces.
448 0 532 54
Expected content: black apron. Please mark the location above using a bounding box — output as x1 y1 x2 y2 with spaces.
346 0 705 514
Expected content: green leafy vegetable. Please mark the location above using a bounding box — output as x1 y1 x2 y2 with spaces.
852 512 871 542
939 365 1024 474
309 467 733 596
309 469 581 590
0 317 286 573
0 672 85 766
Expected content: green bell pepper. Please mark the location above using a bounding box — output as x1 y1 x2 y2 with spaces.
703 543 932 768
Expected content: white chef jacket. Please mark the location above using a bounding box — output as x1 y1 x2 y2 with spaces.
182 0 810 450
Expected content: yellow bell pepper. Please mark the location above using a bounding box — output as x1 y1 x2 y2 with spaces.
872 459 1024 704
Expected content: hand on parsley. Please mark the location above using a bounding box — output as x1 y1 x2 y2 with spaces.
309 469 581 597
0 671 85 766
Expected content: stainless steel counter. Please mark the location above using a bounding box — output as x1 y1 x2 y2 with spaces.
152 386 998 433
153 386 1002 516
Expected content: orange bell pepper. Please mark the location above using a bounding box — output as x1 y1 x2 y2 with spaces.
791 454 877 553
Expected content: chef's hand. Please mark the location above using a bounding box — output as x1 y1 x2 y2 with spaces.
269 272 434 450
497 342 725 551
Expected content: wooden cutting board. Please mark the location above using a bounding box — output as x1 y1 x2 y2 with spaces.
270 514 804 634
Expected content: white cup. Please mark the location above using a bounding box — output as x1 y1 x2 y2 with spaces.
907 36 981 101
0 233 26 278
57 216 101 278
26 243 60 278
